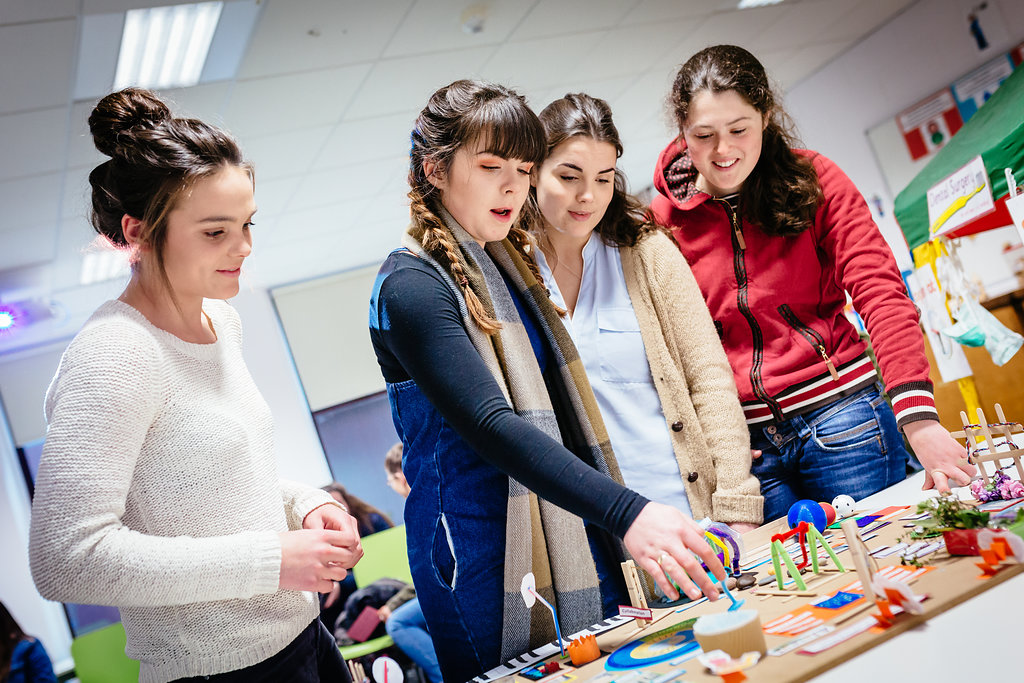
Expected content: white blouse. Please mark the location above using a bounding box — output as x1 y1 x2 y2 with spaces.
536 233 692 517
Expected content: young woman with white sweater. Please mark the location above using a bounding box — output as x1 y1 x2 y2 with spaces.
28 88 362 683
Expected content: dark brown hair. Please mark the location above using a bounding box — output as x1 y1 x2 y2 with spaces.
1 602 28 679
88 87 251 294
322 483 393 535
670 45 822 236
408 79 546 334
527 93 655 249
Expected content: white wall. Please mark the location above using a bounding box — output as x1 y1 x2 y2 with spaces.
0 285 329 669
785 0 1024 271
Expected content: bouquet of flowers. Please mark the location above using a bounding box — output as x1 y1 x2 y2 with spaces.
970 471 1024 503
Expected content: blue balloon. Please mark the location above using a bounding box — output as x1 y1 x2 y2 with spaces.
787 499 827 530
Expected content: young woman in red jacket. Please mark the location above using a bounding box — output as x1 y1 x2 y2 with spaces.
650 45 975 522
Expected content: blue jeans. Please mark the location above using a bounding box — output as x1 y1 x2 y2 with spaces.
170 619 349 683
749 385 908 522
386 599 443 683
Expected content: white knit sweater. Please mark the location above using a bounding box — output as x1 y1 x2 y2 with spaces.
29 299 334 682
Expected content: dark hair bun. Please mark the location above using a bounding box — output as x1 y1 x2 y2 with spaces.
89 87 171 158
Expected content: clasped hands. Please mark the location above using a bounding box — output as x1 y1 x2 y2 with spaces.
279 503 363 593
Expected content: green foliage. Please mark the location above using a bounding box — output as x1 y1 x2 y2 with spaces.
913 496 992 532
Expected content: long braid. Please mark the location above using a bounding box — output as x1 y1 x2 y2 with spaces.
507 224 567 317
409 188 502 334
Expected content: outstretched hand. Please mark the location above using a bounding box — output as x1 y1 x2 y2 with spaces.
904 420 976 493
623 502 725 603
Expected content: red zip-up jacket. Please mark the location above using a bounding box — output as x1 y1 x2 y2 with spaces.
650 139 937 430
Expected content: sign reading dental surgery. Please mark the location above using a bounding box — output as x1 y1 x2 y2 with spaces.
926 156 995 239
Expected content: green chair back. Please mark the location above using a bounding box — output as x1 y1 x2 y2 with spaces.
71 622 140 683
352 524 412 587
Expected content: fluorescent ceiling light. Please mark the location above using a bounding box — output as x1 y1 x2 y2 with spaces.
114 2 224 90
738 0 784 7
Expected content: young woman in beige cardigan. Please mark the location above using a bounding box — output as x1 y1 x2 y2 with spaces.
527 93 762 533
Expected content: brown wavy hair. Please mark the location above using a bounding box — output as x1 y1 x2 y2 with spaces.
670 45 822 236
525 93 656 251
323 483 393 536
408 79 546 334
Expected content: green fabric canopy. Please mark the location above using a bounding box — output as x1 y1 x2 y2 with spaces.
894 64 1024 250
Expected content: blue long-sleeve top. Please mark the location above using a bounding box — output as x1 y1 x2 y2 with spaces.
369 250 647 538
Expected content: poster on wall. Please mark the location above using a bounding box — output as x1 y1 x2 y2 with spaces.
926 155 995 239
896 89 963 161
951 54 1015 121
905 267 972 383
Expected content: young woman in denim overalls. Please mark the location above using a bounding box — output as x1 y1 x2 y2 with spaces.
370 80 726 683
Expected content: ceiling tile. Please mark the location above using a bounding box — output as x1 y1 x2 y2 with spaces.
511 0 630 40
0 0 78 24
382 0 534 58
223 63 372 138
313 111 417 170
156 82 233 126
252 176 302 220
239 0 415 79
0 108 68 180
0 222 56 271
66 100 106 170
479 32 607 93
748 0 853 53
0 19 76 114
256 198 373 248
242 125 334 181
569 18 703 84
620 0 735 25
774 40 854 90
0 173 63 234
61 169 92 220
685 6 789 50
345 47 493 120
820 0 916 44
287 158 403 213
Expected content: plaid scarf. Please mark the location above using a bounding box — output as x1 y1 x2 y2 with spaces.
402 209 624 661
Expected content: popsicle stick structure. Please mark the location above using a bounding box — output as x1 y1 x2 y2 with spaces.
769 521 846 591
620 560 651 627
950 404 1024 484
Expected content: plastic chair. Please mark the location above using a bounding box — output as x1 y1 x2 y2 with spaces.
338 524 412 661
71 622 140 683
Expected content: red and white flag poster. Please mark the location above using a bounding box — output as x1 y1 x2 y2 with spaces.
896 89 964 161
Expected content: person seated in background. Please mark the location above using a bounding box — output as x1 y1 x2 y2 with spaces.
323 483 394 537
320 484 395 632
1 602 56 683
379 443 442 683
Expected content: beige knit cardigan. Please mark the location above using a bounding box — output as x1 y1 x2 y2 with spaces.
620 230 763 524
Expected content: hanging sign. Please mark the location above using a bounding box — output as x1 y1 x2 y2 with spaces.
1006 192 1024 255
926 155 994 239
905 267 972 383
896 89 963 161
